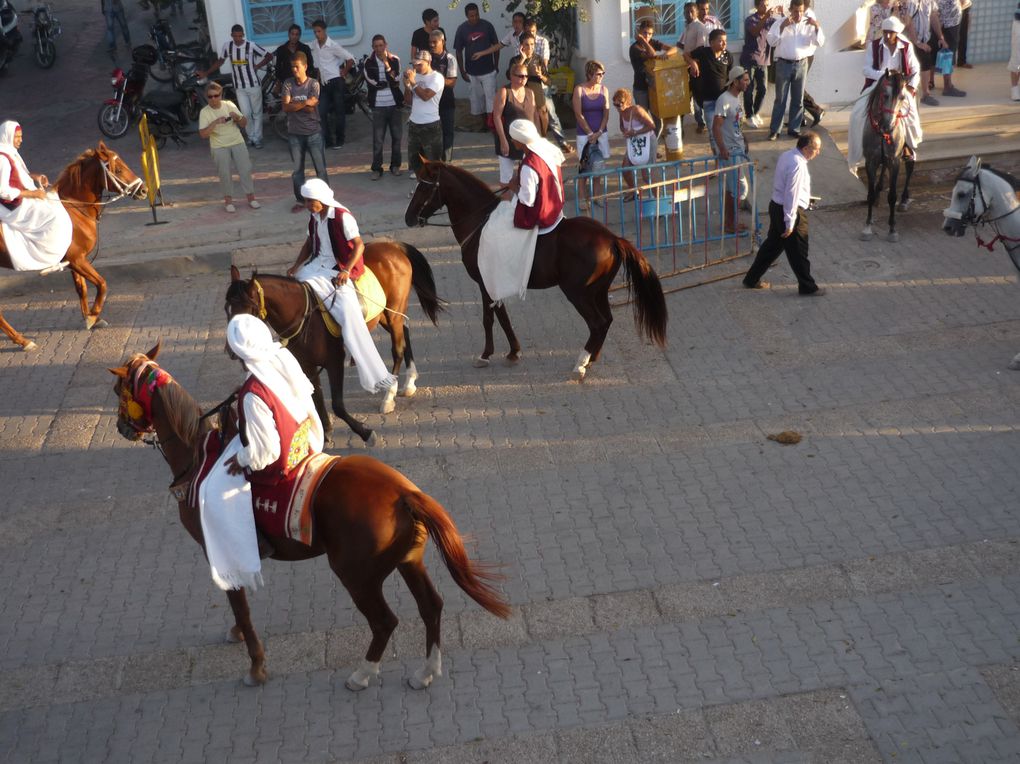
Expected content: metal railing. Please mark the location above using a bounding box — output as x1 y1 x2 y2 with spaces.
571 153 760 292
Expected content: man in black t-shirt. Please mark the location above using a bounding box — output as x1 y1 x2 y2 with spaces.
630 18 676 137
274 24 316 88
684 29 732 147
411 8 443 61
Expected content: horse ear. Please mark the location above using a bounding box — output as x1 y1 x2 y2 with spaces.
145 340 161 361
230 264 241 281
108 365 129 378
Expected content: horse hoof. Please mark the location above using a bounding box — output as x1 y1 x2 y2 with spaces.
407 673 433 690
243 669 267 687
504 354 521 366
226 625 245 643
887 232 900 243
345 661 380 691
473 356 490 368
898 198 913 212
400 382 417 398
21 340 38 352
364 430 377 447
573 366 587 382
93 318 109 329
1008 355 1020 370
859 231 874 241
345 676 370 691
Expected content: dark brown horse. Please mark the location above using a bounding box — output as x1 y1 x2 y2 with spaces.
404 159 668 380
0 141 146 350
110 343 509 689
861 70 915 243
225 240 445 444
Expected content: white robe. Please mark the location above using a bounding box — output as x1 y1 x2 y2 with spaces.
0 151 73 271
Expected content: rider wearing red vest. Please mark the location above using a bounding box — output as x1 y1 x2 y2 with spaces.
864 17 921 91
507 118 565 233
236 375 315 485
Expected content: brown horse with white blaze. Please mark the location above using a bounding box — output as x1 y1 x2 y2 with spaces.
0 141 146 349
110 343 509 690
405 159 668 380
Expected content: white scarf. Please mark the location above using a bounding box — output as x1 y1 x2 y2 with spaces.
226 314 317 423
0 121 37 190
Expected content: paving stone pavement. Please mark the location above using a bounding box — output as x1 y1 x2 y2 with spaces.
3 185 1020 764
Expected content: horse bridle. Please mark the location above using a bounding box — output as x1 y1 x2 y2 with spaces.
116 359 164 438
410 168 506 246
948 170 1020 253
228 277 315 348
100 152 144 202
868 86 907 146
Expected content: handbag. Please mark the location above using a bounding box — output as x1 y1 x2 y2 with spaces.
579 140 606 175
934 48 954 75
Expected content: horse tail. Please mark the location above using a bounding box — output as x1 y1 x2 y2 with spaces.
398 242 447 325
614 236 668 347
404 491 511 619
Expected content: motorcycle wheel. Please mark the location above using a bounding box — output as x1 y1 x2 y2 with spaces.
155 135 167 150
272 113 288 141
150 58 174 83
35 39 56 69
97 104 131 139
183 94 200 123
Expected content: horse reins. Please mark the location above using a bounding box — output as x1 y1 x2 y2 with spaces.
956 172 1020 253
868 87 907 147
411 171 508 247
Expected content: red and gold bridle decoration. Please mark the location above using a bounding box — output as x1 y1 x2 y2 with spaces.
117 359 172 438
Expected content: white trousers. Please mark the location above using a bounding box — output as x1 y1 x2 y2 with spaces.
197 436 263 591
296 267 398 393
235 85 264 145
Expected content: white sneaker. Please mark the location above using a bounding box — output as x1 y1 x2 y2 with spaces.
749 114 763 128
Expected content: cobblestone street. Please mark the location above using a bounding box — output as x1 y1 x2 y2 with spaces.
2 192 1020 762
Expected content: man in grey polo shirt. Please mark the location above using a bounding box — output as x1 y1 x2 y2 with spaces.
282 52 329 213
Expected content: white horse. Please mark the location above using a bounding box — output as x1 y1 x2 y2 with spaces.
943 156 1020 368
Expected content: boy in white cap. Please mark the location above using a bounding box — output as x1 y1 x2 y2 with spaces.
287 178 398 396
199 313 324 590
712 66 751 233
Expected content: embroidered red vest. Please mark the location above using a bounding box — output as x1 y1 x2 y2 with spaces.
237 376 313 486
514 151 565 230
307 207 364 280
865 38 914 88
0 153 26 211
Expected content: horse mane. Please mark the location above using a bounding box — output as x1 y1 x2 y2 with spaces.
867 70 904 113
439 163 502 212
160 380 208 448
53 148 99 196
983 165 1020 192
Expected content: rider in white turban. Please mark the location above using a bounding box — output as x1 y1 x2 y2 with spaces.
198 314 324 591
507 118 565 233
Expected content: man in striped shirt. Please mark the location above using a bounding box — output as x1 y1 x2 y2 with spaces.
203 25 272 149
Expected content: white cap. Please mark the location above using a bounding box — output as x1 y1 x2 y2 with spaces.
299 178 342 207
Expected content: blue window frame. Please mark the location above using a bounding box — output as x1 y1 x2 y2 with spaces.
630 1 742 43
243 0 354 46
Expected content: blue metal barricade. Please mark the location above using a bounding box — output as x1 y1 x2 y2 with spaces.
571 153 760 291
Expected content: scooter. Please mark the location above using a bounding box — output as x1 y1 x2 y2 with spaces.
0 0 22 74
30 2 59 68
97 44 190 147
148 16 209 83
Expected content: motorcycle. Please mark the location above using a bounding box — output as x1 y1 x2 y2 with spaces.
97 45 190 148
30 2 59 68
344 54 371 119
149 16 209 83
0 0 22 74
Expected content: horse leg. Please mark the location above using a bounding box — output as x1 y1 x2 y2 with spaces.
307 371 333 446
399 325 418 397
887 160 900 243
397 559 444 690
224 588 268 686
68 259 108 329
323 349 375 445
861 164 876 241
70 271 90 323
898 154 915 212
341 580 399 691
493 303 522 364
562 285 613 381
474 285 496 367
0 309 37 351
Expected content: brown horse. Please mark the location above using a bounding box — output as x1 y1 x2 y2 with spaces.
404 159 668 380
226 239 445 444
0 141 145 350
109 342 509 689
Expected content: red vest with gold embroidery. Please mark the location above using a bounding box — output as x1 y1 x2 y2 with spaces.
237 376 313 486
513 151 564 230
307 207 364 280
0 153 26 211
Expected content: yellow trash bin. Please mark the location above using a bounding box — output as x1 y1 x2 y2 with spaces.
645 56 691 160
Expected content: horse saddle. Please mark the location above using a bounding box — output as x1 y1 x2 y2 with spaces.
308 265 387 337
175 431 339 547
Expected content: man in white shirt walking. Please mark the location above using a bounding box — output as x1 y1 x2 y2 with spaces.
742 132 825 296
203 25 272 149
311 18 355 150
766 0 824 141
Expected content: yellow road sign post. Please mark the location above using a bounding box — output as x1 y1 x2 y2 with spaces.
138 114 168 226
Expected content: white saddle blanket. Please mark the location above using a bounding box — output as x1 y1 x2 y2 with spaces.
0 192 73 271
477 200 539 304
847 83 922 177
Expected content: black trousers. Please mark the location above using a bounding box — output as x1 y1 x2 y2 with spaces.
743 201 818 294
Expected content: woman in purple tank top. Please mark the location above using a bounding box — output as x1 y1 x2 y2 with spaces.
571 59 610 211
